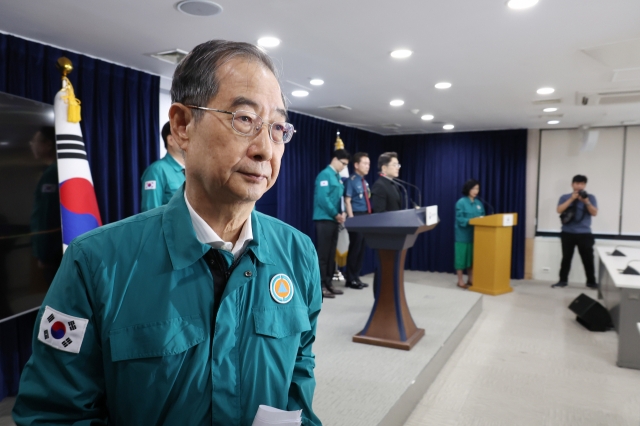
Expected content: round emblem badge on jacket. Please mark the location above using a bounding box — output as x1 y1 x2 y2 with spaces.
270 274 294 304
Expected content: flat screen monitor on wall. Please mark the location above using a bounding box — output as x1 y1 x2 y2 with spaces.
0 92 62 322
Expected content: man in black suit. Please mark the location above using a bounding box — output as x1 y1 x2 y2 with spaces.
369 152 403 297
370 152 402 213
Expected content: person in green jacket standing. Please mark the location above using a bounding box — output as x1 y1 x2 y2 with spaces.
312 149 350 299
140 121 186 212
454 179 485 289
13 40 322 426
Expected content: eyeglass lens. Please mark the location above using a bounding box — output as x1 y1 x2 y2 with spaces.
231 111 294 143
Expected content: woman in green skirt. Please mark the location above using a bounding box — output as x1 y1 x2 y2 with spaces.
455 179 485 289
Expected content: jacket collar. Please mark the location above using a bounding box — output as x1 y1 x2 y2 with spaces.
162 153 185 172
163 186 274 270
246 211 275 265
163 186 209 270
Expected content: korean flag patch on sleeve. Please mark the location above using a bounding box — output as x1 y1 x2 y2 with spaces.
38 306 89 354
144 180 157 190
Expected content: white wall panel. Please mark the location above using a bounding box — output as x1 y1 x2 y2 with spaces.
621 126 640 235
537 128 624 234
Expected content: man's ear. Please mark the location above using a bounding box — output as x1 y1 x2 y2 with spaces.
169 103 192 152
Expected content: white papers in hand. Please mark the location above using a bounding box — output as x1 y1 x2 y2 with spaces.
251 405 302 426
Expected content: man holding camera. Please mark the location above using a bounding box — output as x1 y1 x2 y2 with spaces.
552 175 598 289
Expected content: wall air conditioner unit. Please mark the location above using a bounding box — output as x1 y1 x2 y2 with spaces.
577 90 640 106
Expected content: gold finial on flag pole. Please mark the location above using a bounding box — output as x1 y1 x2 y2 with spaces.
56 57 74 77
55 57 81 123
334 130 345 150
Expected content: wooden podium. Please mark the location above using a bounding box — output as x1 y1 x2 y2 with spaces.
345 208 437 350
468 213 518 296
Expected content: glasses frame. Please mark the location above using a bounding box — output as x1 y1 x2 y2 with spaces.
186 105 296 144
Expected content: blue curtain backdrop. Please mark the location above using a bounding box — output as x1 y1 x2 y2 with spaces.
0 33 159 400
385 130 527 279
256 114 527 280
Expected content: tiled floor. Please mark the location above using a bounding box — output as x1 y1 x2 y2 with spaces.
403 272 640 426
312 276 481 425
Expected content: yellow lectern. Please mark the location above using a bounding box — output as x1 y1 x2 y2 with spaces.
468 213 518 296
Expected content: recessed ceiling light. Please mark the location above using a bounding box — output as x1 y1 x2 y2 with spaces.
390 100 404 106
507 0 539 10
537 87 555 95
0 141 9 146
310 79 324 86
543 107 558 112
257 37 280 48
176 0 223 16
443 124 455 130
390 49 412 59
548 120 560 125
435 82 452 89
421 114 434 121
292 90 308 97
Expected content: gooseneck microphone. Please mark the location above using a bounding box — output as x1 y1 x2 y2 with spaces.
476 196 495 215
389 179 409 209
394 178 423 208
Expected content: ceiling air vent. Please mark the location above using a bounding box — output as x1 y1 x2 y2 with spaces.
538 114 563 119
319 105 352 111
577 90 640 106
531 98 562 106
381 123 401 129
150 49 189 65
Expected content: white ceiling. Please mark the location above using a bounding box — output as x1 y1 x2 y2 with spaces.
1 0 640 135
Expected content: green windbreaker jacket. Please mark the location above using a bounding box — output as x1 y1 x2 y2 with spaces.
13 188 323 426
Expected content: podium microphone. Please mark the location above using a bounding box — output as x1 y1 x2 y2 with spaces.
389 179 410 209
394 178 423 208
477 197 495 215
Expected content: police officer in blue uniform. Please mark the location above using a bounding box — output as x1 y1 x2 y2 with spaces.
14 40 322 426
344 152 371 289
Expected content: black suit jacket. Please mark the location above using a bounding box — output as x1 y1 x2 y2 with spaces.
371 175 402 213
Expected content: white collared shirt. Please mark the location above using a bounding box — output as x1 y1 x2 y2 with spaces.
184 193 253 259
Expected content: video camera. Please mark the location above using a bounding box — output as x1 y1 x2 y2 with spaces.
578 190 588 199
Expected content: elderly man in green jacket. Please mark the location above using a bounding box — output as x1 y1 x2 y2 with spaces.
13 40 322 426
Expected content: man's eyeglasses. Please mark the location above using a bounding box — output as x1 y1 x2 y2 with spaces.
389 163 401 168
339 160 349 166
186 106 296 144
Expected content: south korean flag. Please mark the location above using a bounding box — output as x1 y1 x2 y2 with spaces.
38 306 89 354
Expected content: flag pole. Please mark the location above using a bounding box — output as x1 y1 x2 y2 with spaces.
53 56 102 251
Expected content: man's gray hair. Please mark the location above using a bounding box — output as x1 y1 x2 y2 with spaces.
171 40 283 122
